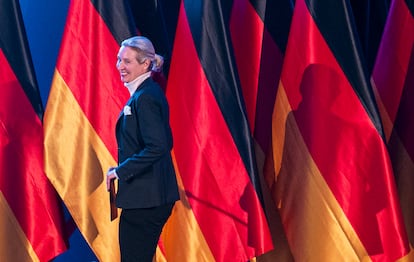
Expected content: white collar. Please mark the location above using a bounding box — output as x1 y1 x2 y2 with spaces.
124 71 152 96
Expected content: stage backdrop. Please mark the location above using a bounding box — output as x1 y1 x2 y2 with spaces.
17 0 414 261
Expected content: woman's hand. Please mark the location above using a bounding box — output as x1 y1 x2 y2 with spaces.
106 167 117 191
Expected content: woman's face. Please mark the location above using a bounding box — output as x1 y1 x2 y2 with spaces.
116 46 149 83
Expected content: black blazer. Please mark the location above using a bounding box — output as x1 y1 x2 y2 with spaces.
115 77 179 209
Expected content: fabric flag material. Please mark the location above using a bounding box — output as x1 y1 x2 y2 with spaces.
271 0 410 261
229 0 265 134
128 0 179 79
254 0 293 152
44 0 136 261
0 0 67 261
229 0 295 260
371 0 414 259
162 0 273 261
350 0 391 75
255 1 295 261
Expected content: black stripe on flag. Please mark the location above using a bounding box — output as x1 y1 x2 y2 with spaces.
406 0 414 15
0 0 43 119
91 0 137 44
183 0 264 202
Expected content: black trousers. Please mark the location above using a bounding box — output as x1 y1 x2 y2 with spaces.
119 203 174 262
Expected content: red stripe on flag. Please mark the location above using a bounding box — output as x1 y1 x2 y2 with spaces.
230 0 264 132
56 0 128 159
372 0 414 255
278 0 409 259
167 3 272 261
0 49 66 261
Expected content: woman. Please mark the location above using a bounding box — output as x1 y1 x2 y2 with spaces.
106 36 179 262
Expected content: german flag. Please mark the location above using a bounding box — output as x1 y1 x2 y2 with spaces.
227 0 295 260
254 0 293 152
271 0 410 260
372 0 414 259
229 0 266 135
256 1 295 261
162 1 273 261
0 0 67 261
44 0 136 261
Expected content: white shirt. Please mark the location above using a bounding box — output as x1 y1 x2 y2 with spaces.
124 71 152 96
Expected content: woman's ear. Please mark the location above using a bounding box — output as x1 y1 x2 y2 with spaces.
144 59 151 70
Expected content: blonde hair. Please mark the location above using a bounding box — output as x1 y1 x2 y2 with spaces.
121 36 164 72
